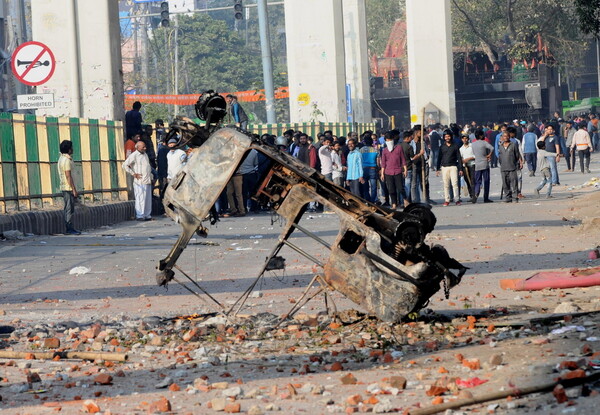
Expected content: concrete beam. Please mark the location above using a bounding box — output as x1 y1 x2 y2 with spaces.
343 0 371 123
285 0 347 123
406 0 456 126
30 0 124 120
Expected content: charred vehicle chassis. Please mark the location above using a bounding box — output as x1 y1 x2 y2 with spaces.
155 92 466 323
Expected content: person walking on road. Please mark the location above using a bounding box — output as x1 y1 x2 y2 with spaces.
58 140 81 235
123 141 153 221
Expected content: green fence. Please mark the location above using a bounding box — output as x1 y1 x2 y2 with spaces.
0 113 127 213
247 122 375 138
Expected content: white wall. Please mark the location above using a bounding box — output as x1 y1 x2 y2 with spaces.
406 0 456 125
284 0 347 123
31 0 124 120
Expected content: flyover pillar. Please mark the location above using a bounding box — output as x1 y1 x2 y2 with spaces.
406 0 456 126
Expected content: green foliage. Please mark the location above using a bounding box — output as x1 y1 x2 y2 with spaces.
142 103 171 125
134 2 289 122
365 0 405 58
451 0 589 76
574 0 600 38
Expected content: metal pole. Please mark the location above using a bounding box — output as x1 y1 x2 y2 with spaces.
141 4 149 94
174 15 179 116
596 37 600 97
256 0 276 123
71 0 83 117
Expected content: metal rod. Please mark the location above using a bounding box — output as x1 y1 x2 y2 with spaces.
174 265 225 311
292 223 331 249
227 241 285 316
282 240 325 267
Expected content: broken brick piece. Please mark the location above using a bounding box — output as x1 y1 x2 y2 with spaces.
148 397 171 413
431 396 444 405
346 394 362 406
169 383 181 392
426 386 448 397
27 372 42 383
558 361 579 370
82 400 100 413
330 362 344 371
462 359 480 370
389 376 407 390
553 384 568 404
562 369 586 380
224 403 241 413
94 374 113 385
340 373 357 385
43 338 60 349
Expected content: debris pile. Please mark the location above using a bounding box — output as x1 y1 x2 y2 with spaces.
0 308 599 413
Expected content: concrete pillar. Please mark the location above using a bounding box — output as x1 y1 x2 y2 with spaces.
406 0 455 126
31 0 124 120
285 0 347 123
343 0 371 123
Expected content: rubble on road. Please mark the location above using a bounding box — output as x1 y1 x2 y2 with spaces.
0 307 599 414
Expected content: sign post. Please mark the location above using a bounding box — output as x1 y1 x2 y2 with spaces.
17 93 55 110
11 41 56 87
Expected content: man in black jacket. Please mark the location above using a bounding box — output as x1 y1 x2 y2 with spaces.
436 131 463 206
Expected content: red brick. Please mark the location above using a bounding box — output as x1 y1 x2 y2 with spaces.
340 373 357 385
43 338 60 349
94 374 113 385
148 397 171 413
82 400 100 413
224 403 241 413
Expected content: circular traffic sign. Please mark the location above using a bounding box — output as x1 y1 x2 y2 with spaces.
11 41 56 86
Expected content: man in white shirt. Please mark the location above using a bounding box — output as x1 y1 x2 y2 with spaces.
166 138 187 181
123 141 153 221
318 136 333 181
459 134 476 202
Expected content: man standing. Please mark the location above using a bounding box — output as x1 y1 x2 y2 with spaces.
123 141 153 221
563 120 576 172
331 141 346 187
521 124 538 176
226 94 249 131
125 101 143 139
166 138 187 182
459 134 476 202
400 130 415 203
360 135 379 202
471 129 494 203
436 131 462 206
539 125 561 185
497 132 523 203
380 131 408 209
318 136 334 181
58 140 81 235
428 125 441 172
293 133 317 168
571 121 594 173
345 138 364 196
410 126 427 203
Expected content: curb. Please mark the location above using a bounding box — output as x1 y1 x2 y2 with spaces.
0 201 136 235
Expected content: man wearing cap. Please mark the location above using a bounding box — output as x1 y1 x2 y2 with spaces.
123 141 153 221
166 138 187 182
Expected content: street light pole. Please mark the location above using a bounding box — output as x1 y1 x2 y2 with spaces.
257 0 276 123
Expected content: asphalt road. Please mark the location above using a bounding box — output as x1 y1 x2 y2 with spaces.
1 156 599 325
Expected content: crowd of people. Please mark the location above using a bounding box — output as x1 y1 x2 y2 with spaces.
266 114 596 209
119 99 597 223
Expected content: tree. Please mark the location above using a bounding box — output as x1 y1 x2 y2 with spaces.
451 1 585 65
574 0 600 38
365 0 405 58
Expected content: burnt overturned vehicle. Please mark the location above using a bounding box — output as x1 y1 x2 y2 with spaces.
156 91 466 322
